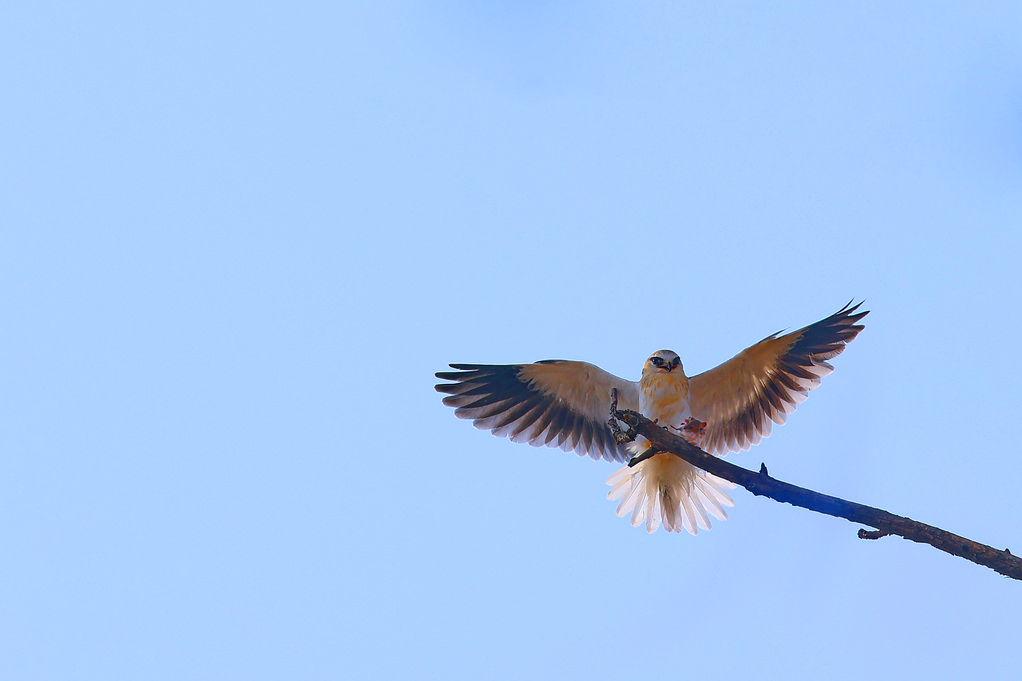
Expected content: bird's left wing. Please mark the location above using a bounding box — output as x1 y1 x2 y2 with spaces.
689 302 868 455
435 360 639 463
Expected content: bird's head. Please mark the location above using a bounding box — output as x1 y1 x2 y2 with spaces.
644 350 683 375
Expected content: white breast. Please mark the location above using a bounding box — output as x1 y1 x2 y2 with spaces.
638 374 692 428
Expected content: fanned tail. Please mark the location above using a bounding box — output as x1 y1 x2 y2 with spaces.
606 453 736 534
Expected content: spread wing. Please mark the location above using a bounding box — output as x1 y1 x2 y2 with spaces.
435 360 639 463
689 302 868 455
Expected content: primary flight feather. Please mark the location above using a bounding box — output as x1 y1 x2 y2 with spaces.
435 302 867 534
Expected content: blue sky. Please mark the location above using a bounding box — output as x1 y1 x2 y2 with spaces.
3 2 1022 679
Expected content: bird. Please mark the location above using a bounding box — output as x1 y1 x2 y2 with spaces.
434 302 867 534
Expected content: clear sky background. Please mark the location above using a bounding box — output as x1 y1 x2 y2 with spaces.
3 2 1021 680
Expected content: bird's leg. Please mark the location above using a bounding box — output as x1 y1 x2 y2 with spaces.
627 447 658 468
608 388 637 444
608 389 658 466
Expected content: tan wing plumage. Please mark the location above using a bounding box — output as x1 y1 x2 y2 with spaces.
689 302 868 455
435 360 639 462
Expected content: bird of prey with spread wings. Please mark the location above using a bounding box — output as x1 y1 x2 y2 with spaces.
435 302 867 534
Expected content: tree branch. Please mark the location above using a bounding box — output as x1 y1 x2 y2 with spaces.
612 408 1022 581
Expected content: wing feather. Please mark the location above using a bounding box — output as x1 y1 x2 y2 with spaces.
690 302 868 455
435 360 639 463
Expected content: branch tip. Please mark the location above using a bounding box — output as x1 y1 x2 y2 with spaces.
857 529 892 541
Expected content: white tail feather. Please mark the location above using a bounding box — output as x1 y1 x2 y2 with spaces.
606 453 735 534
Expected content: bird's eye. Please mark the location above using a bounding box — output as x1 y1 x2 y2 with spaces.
650 357 664 366
671 356 680 366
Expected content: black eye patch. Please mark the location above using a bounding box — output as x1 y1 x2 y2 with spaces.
650 357 664 366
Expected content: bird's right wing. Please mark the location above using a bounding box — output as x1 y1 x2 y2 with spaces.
689 302 868 455
435 360 639 463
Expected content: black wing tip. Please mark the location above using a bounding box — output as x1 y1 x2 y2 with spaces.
816 300 869 337
435 371 471 385
436 363 523 393
836 299 870 321
786 300 869 359
437 361 571 380
435 364 500 379
435 365 476 391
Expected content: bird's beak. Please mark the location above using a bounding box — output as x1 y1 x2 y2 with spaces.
663 364 674 372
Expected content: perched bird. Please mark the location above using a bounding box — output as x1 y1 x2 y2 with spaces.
435 302 867 534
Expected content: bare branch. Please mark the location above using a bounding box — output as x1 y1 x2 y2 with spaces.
608 388 637 445
612 407 1022 581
